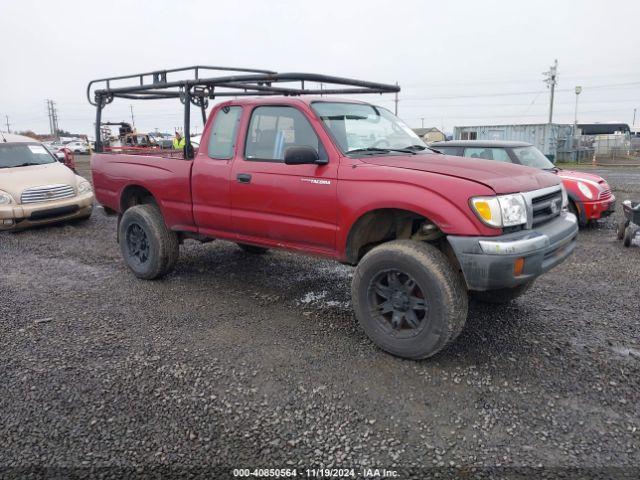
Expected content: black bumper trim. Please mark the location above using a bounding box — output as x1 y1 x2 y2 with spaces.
447 212 579 291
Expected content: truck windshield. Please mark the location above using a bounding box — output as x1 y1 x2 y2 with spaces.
312 102 426 154
512 146 555 170
0 143 56 168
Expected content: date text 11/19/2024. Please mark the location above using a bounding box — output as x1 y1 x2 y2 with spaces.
232 468 399 478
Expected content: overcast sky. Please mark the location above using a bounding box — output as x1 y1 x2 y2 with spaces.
1 0 638 137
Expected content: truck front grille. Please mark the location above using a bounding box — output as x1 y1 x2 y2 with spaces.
21 184 75 204
530 188 563 227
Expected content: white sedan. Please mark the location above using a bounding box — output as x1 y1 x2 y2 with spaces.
62 141 89 154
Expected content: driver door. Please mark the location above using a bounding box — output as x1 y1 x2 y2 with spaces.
230 105 338 252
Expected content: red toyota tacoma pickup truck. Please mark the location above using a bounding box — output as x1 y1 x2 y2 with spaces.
90 69 578 359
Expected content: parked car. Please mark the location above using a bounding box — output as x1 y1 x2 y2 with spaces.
62 140 89 154
431 140 615 226
0 140 93 230
92 94 578 360
43 144 76 172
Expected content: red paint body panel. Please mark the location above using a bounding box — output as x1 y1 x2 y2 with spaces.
91 96 564 262
557 169 615 221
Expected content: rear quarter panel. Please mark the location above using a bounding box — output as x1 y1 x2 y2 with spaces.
91 153 195 229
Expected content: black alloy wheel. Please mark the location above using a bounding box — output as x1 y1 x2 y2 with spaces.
369 269 428 338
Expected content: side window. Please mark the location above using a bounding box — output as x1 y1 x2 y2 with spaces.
208 106 242 159
245 106 323 162
434 146 462 156
463 147 512 163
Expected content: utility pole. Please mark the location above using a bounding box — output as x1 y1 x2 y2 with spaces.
130 105 135 127
4 115 10 133
394 81 399 116
543 59 558 124
421 117 424 128
52 101 59 137
633 108 637 126
46 99 53 136
46 99 59 138
573 86 582 162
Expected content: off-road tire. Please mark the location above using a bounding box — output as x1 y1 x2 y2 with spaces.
470 281 533 304
351 240 468 360
118 204 179 279
237 243 269 254
623 226 633 248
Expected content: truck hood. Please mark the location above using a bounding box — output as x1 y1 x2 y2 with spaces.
0 162 78 202
359 154 560 194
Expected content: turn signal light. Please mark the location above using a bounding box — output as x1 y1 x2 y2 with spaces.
474 201 492 221
514 257 525 276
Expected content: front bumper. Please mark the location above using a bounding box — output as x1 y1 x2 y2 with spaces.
0 192 94 231
580 196 616 221
447 212 579 291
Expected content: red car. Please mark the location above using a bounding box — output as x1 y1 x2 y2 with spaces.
431 140 615 226
89 67 578 359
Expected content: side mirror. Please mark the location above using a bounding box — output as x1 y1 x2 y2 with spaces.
284 146 324 165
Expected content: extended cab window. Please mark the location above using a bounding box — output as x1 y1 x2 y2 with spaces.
433 146 462 156
208 106 242 159
245 106 322 162
463 147 512 163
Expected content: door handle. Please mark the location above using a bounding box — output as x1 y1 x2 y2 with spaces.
236 173 252 184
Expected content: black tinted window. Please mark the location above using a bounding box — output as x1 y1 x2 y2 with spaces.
245 106 320 162
208 106 242 159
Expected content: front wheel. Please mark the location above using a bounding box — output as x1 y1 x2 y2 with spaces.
351 240 468 360
118 204 179 279
568 201 586 227
470 281 533 304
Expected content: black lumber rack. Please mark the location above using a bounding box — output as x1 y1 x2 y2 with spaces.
87 65 400 158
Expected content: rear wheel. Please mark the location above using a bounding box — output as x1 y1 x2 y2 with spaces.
470 281 533 304
119 204 179 279
351 240 467 360
237 243 269 254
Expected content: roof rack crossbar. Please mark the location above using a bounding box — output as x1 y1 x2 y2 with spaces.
88 68 399 105
88 66 400 159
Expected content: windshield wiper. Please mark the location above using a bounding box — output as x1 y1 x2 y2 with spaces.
346 147 416 155
15 162 44 167
403 144 443 154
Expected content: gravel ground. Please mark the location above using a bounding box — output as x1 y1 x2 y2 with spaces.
1 159 639 479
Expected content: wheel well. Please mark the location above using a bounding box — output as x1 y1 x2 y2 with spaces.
345 209 445 265
120 185 157 212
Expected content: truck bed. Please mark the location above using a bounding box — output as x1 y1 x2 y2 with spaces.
91 152 196 231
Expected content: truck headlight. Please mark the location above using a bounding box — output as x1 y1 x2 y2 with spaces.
577 181 593 200
561 184 568 209
77 181 92 195
0 190 14 205
471 194 527 228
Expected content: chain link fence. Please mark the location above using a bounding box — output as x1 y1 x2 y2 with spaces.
556 133 640 165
